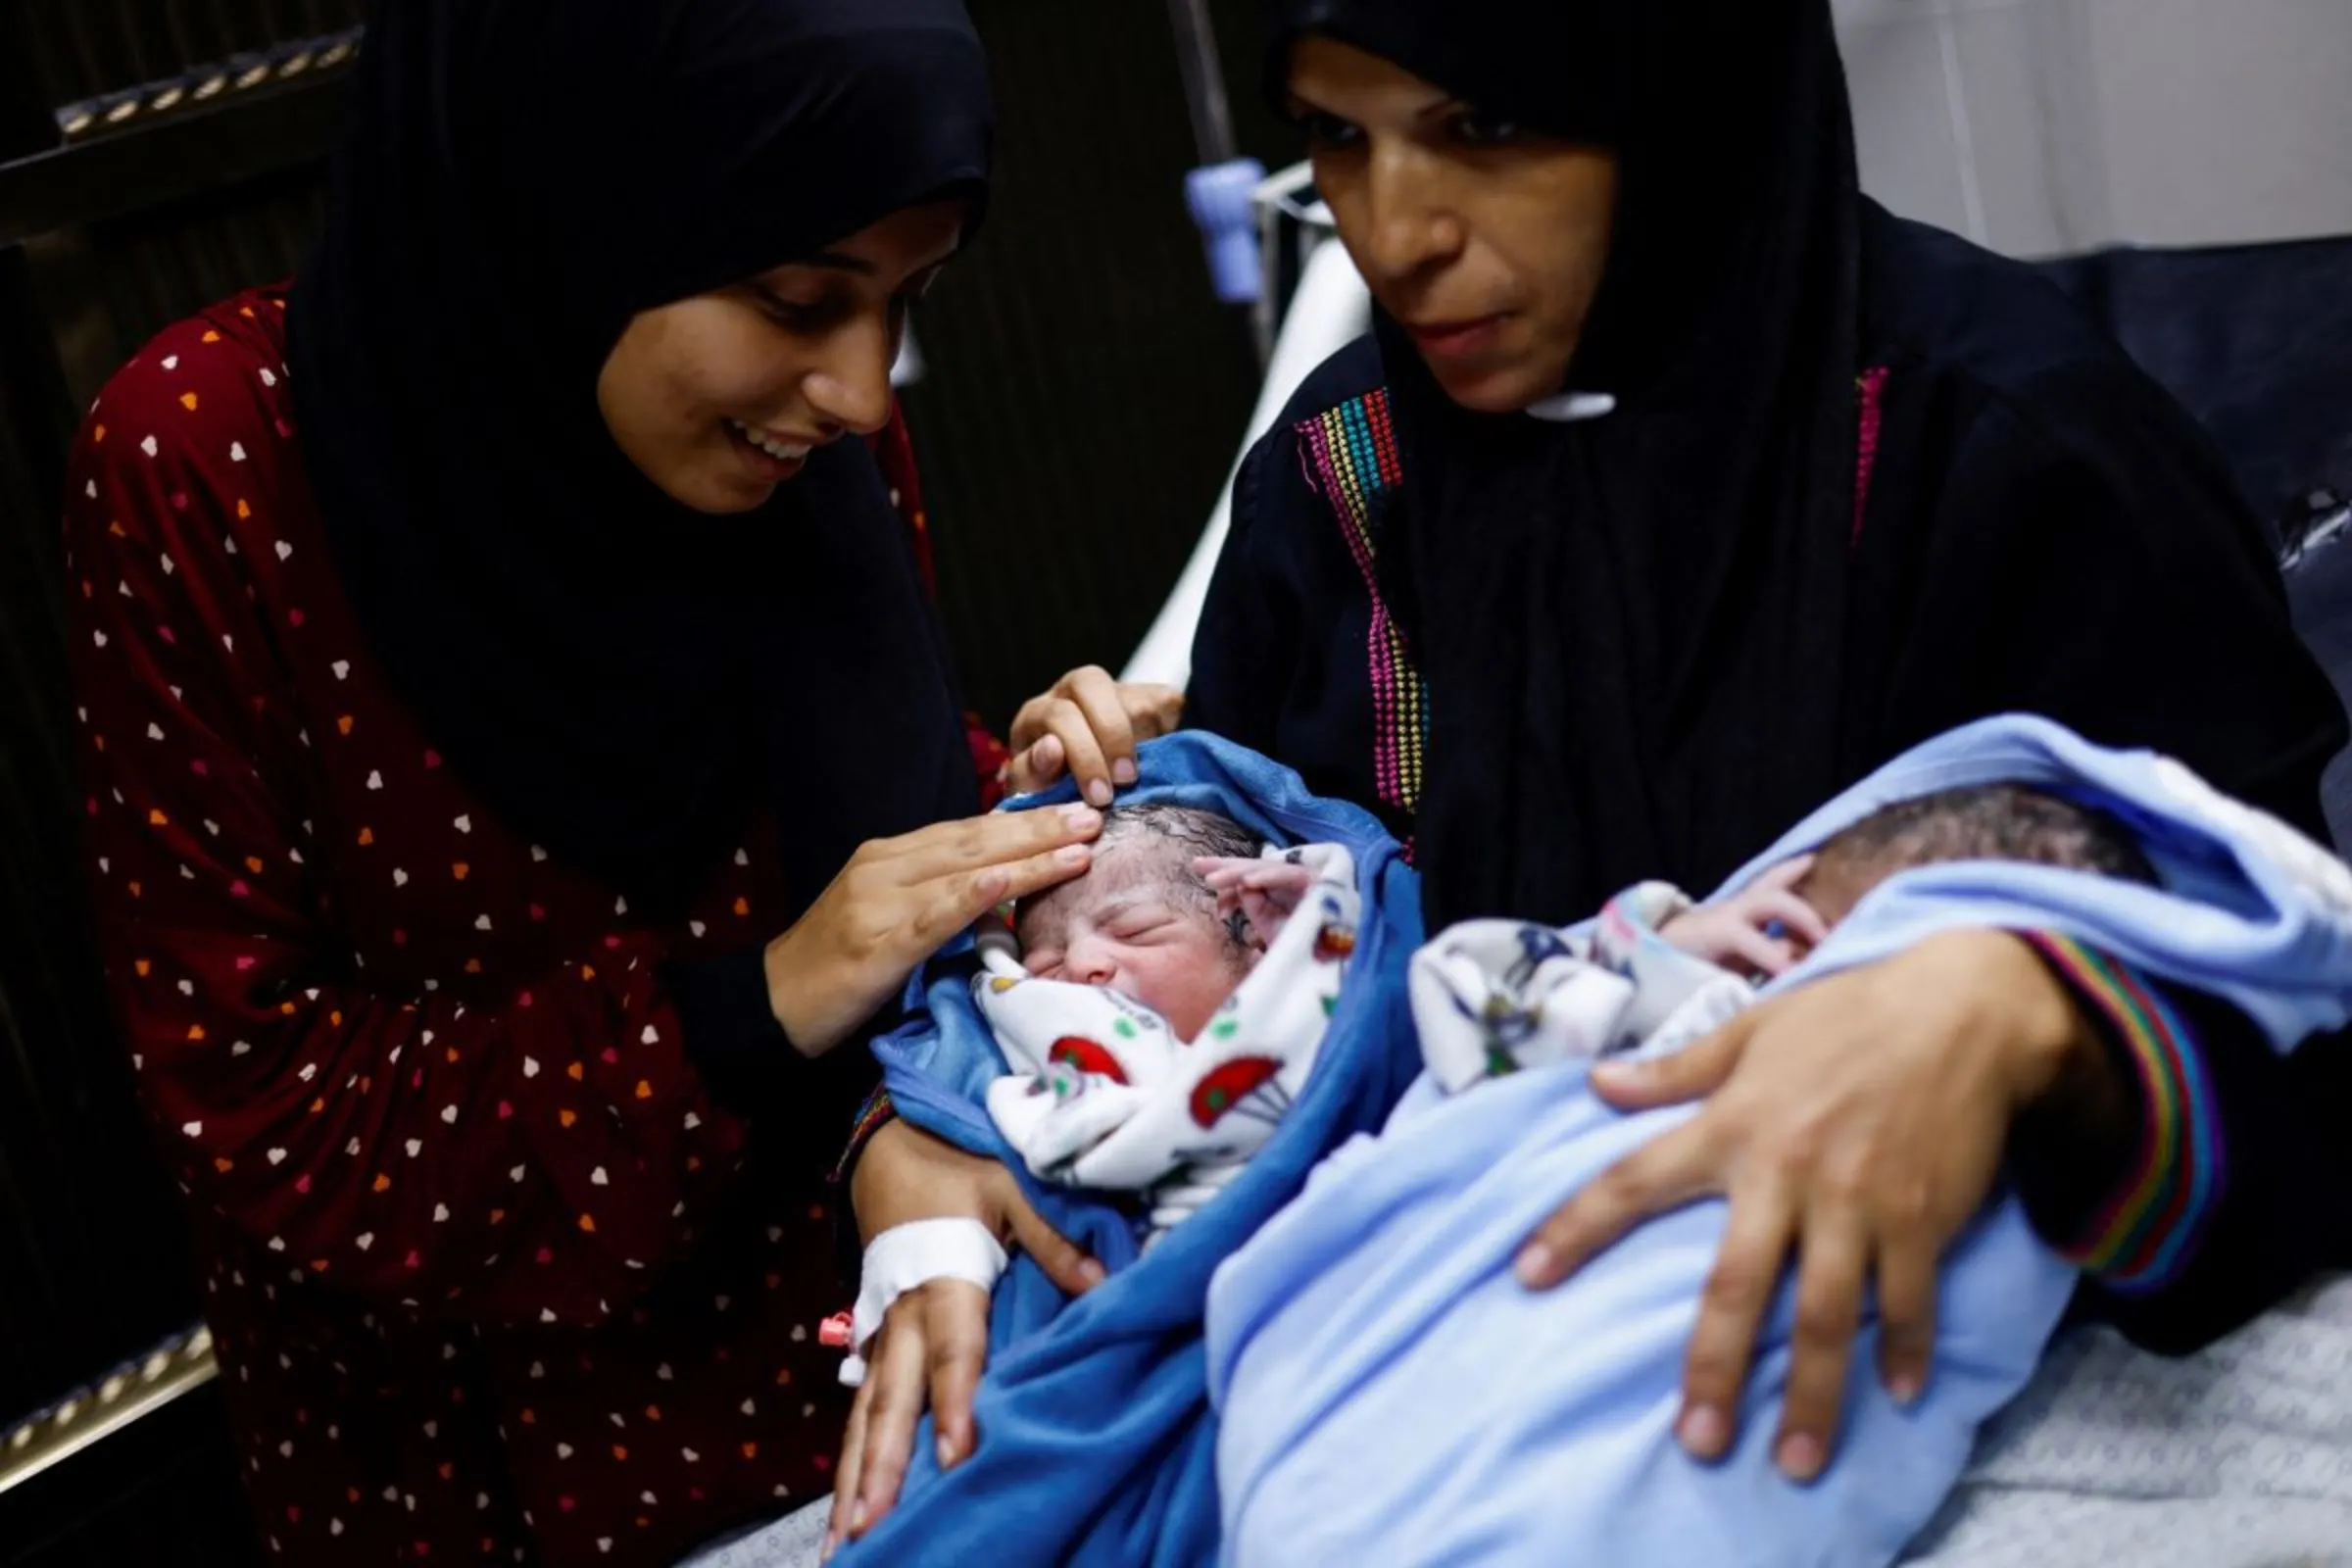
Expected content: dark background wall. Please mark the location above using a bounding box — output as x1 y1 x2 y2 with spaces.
0 3 1294 1562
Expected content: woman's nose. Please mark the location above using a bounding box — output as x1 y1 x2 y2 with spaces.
801 316 896 437
1360 145 1463 285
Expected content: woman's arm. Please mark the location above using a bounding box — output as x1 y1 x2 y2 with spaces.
2017 951 2352 1352
66 368 1110 1327
1899 363 2351 1333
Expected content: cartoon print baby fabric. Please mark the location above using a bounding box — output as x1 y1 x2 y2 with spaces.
1412 881 1754 1095
982 845 1359 1224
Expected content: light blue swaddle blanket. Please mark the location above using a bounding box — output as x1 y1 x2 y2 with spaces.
1207 713 2352 1568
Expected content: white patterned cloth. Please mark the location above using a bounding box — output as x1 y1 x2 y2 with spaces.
1903 1274 2352 1567
980 844 1360 1241
1412 880 1752 1094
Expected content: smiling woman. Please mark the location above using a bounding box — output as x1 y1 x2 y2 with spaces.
599 203 966 514
51 1 1156 1564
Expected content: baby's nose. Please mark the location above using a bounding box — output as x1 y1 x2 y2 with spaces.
1064 940 1119 987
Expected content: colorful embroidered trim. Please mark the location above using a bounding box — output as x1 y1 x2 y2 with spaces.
833 1084 898 1186
1853 366 1888 548
1297 388 1427 825
2024 933 2224 1292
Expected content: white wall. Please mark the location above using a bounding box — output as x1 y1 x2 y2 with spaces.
1836 0 2352 255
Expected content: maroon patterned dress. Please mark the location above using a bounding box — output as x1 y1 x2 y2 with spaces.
62 285 998 1566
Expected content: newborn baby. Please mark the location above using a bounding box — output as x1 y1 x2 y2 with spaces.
1660 782 2155 972
982 804 1356 1238
1424 783 2156 1092
1009 804 1292 1040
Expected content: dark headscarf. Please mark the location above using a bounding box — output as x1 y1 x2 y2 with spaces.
1265 0 1864 929
289 0 993 912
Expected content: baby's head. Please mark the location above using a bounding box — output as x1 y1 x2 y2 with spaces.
1013 804 1268 1040
1798 783 2157 924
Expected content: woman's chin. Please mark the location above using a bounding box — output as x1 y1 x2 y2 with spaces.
658 465 782 516
1433 359 1568 417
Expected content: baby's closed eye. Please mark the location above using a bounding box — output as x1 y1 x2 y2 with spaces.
1108 913 1182 943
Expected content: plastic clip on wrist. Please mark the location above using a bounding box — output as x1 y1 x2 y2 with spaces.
836 1218 1009 1388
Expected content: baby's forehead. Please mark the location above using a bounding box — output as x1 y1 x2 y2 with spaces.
1015 837 1193 939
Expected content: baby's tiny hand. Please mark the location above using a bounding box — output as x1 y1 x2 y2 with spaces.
1657 857 1830 979
1196 857 1318 949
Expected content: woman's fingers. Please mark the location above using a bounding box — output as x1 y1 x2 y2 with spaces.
1036 698 1112 806
996 1173 1107 1297
1007 668 1185 805
1676 1173 1800 1462
851 1291 949 1537
1004 733 1067 796
1769 1203 1870 1481
1590 1010 1753 1110
1058 666 1143 792
917 1280 993 1474
881 804 1102 882
911 843 1093 951
1008 667 1130 808
1517 1118 1720 1289
1122 680 1185 736
827 1377 875 1555
1874 1225 1939 1406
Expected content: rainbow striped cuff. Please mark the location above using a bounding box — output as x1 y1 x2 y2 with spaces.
2023 933 2226 1293
833 1084 898 1186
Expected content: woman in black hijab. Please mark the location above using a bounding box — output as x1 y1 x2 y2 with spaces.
1180 0 2351 1489
63 0 1172 1560
815 0 2352 1541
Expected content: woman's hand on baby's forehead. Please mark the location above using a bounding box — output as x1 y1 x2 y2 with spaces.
763 804 1102 1054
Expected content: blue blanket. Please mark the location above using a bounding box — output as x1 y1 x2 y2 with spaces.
841 733 1425 1567
1205 714 2352 1568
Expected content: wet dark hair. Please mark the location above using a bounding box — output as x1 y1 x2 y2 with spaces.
1014 804 1268 956
1812 784 2157 895
1093 803 1265 865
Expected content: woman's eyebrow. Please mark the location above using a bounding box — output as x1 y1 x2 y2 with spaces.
800 251 876 276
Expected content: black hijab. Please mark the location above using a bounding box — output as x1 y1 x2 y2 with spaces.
289 0 993 913
1265 0 1864 929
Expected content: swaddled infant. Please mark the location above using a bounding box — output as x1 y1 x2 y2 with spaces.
1008 804 1298 1039
982 804 1355 1238
1422 781 2159 1092
1662 782 2157 974
1210 780 2184 1568
834 803 1362 1388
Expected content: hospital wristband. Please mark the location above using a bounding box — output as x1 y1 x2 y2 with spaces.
2018 933 2225 1294
837 1219 1009 1388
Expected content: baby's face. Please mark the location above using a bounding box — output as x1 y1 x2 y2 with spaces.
1014 841 1253 1042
